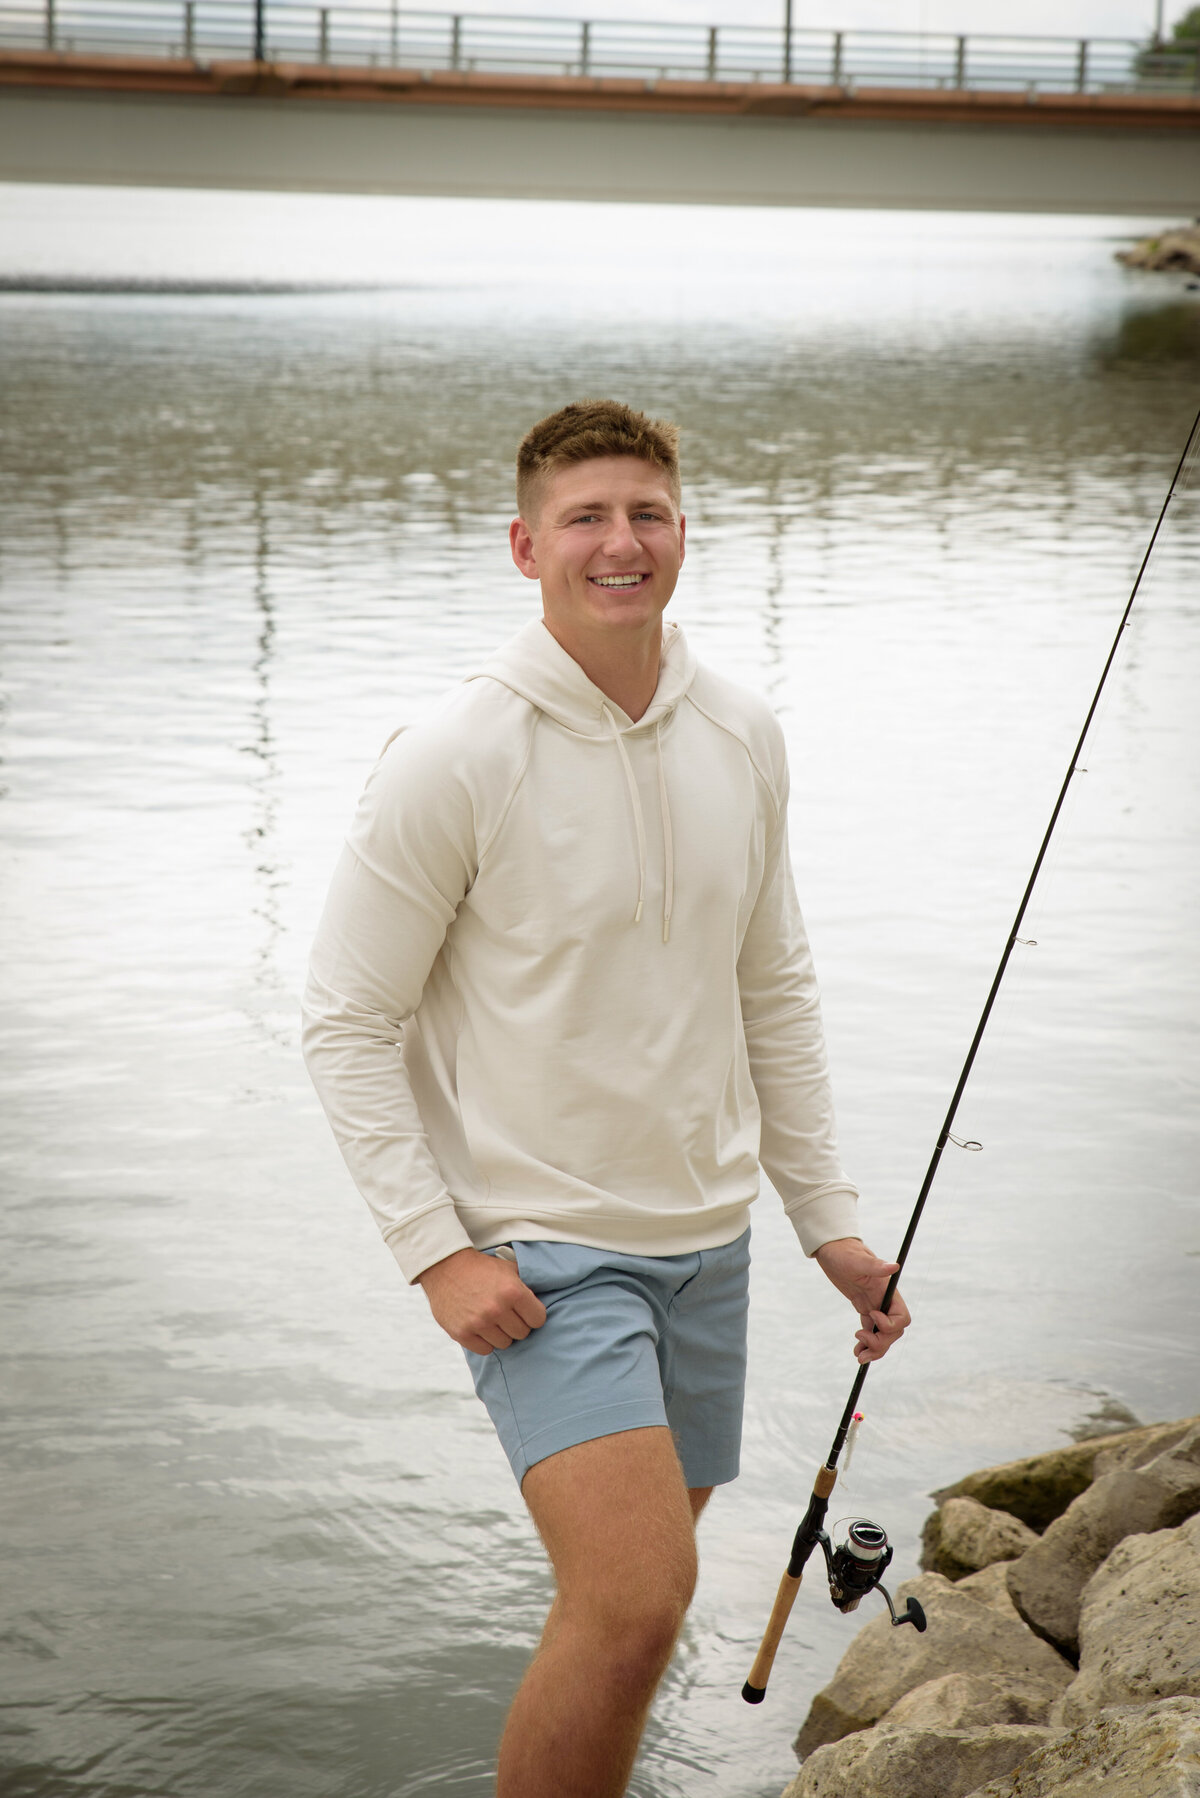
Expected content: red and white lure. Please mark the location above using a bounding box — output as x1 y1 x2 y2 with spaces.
841 1411 865 1478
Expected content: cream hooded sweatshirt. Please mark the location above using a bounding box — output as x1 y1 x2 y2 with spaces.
302 618 858 1282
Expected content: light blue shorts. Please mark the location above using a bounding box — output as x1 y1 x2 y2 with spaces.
464 1230 751 1490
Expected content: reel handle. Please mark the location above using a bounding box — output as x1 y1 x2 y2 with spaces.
879 1587 927 1631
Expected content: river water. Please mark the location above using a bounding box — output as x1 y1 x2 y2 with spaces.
1 189 1198 1798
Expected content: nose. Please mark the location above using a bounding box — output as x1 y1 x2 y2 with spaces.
600 513 642 560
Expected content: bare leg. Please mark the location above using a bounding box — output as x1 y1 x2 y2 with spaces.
533 1478 712 1657
496 1429 709 1798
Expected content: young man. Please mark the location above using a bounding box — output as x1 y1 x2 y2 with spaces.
302 400 909 1798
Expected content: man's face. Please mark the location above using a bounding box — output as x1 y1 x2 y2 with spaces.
509 456 685 643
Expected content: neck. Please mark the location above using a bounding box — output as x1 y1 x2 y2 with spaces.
543 619 664 722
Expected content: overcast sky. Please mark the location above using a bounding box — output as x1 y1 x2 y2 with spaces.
455 1 1177 40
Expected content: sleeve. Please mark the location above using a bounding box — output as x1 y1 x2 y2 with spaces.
301 728 479 1283
737 755 861 1257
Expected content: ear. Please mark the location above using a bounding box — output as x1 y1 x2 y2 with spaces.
510 516 539 581
678 513 686 566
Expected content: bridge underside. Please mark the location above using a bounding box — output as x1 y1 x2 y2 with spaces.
2 62 1198 213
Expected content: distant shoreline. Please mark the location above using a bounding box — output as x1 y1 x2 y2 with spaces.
0 276 423 293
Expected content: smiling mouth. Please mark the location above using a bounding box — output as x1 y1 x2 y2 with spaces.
589 573 649 589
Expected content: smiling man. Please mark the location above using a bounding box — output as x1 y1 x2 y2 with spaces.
302 399 909 1798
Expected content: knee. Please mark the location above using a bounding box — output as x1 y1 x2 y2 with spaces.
621 1596 690 1686
589 1547 698 1687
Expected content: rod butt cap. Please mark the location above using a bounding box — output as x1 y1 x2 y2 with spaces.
742 1680 766 1705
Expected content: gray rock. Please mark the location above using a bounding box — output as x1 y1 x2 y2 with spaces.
885 1670 1065 1730
1007 1426 1200 1657
923 1497 1040 1581
1093 1419 1195 1479
934 1417 1198 1534
1054 1512 1200 1727
781 1723 1057 1798
956 1561 1022 1618
793 1572 1072 1760
960 1696 1200 1797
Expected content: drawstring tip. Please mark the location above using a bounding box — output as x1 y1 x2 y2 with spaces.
634 901 643 924
662 919 671 943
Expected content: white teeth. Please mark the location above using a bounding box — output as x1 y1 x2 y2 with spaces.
593 574 645 587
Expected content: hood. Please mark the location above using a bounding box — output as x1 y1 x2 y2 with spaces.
468 617 696 737
468 618 696 944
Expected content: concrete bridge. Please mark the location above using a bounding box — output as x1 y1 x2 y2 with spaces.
1 8 1198 212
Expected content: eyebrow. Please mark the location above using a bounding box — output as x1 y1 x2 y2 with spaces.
557 498 670 516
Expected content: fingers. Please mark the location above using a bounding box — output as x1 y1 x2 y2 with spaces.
852 1293 910 1363
885 1289 912 1331
419 1249 548 1354
514 1288 549 1332
476 1289 547 1353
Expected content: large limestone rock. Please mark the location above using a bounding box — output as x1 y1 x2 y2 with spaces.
793 1572 1072 1759
781 1722 1056 1798
961 1697 1200 1797
956 1561 1022 1618
1007 1426 1200 1657
886 1670 1065 1730
934 1418 1196 1534
923 1496 1039 1581
1054 1512 1200 1727
1092 1419 1195 1479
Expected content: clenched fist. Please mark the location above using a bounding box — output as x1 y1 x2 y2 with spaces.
814 1237 911 1364
417 1247 548 1356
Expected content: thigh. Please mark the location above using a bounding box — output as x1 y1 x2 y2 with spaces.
522 1427 698 1623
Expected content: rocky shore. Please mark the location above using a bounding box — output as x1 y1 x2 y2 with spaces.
1117 224 1200 275
781 1415 1200 1797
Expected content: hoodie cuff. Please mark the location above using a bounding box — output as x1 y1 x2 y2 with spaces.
783 1186 861 1258
384 1202 477 1285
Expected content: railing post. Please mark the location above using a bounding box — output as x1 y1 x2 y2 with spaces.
580 19 589 76
954 34 966 88
450 13 460 69
253 0 265 62
1075 38 1088 92
45 0 55 50
318 6 328 61
389 0 397 65
831 29 842 84
782 0 792 83
183 0 194 55
707 23 717 81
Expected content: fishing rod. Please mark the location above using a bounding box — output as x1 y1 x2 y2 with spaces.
742 404 1200 1706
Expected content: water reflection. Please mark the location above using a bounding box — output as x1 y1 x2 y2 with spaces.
1096 299 1200 364
245 488 286 1035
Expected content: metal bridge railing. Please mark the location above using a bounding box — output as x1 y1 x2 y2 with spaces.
3 0 1199 95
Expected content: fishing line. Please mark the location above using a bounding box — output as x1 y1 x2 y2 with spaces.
741 404 1200 1705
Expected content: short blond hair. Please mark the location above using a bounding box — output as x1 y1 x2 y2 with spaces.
516 399 681 520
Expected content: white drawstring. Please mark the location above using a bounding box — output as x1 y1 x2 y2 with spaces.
602 705 675 942
655 720 674 944
603 705 646 925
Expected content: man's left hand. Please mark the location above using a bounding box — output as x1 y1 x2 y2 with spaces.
814 1237 911 1364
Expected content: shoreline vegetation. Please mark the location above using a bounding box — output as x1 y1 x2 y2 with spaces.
781 1414 1200 1797
1118 223 1200 275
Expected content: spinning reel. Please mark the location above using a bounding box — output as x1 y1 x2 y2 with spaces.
817 1520 926 1631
